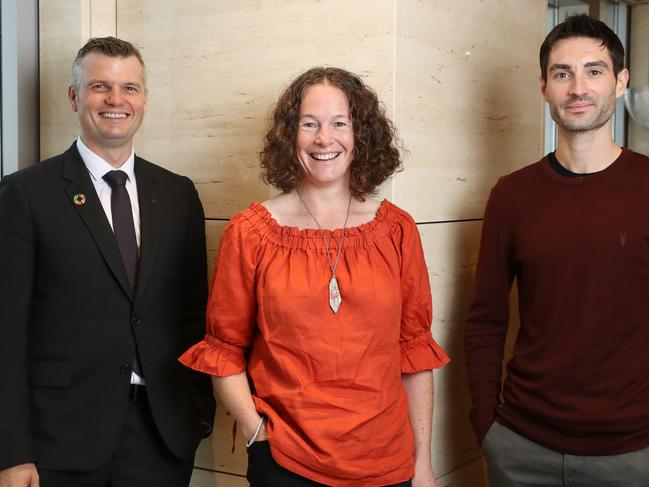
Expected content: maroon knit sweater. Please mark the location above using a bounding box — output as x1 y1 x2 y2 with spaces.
465 149 649 455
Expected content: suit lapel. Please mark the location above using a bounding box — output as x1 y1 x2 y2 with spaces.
134 157 160 300
61 143 134 301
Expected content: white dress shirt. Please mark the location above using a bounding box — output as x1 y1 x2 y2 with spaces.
76 137 145 385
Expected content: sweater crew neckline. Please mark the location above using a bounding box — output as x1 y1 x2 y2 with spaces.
540 148 630 185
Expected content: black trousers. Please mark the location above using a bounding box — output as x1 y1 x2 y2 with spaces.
247 441 412 487
39 390 194 487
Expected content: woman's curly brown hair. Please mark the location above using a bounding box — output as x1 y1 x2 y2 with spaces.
260 67 402 199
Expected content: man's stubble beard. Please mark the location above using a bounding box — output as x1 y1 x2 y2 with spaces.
549 92 616 133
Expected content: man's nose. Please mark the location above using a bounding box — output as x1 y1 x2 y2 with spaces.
569 75 588 97
105 87 125 105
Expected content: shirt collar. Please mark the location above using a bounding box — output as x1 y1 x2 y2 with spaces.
76 136 136 183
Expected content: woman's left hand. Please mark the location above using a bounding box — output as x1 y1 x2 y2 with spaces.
412 463 438 487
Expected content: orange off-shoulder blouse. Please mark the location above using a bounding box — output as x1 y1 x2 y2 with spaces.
180 200 449 486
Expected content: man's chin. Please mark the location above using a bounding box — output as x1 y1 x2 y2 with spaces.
555 114 611 133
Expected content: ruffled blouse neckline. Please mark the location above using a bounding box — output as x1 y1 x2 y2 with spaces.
247 199 393 238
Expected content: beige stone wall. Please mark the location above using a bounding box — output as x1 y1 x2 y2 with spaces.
628 3 649 156
39 1 546 485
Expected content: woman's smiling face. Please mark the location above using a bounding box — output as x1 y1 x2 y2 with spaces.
296 83 354 189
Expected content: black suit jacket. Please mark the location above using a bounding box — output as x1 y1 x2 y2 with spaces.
0 143 215 471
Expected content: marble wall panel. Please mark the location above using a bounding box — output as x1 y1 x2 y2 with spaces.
40 0 88 158
89 0 117 37
437 457 488 487
194 398 247 477
628 4 649 156
115 0 397 219
40 0 118 159
393 0 546 222
418 220 484 477
189 467 246 487
205 220 228 282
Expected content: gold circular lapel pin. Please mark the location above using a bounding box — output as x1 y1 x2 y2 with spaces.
73 193 86 206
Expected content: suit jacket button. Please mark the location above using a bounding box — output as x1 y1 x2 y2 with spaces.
132 316 142 326
120 364 131 374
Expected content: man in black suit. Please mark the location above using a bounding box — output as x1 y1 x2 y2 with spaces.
0 37 215 487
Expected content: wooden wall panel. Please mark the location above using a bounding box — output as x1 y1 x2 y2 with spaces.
116 0 396 219
393 0 546 222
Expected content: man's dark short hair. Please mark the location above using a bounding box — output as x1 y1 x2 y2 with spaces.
539 14 624 82
71 36 146 90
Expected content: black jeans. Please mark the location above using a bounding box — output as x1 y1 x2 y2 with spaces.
247 441 412 487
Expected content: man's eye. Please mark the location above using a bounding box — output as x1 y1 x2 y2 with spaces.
589 70 602 76
554 72 569 80
92 84 106 90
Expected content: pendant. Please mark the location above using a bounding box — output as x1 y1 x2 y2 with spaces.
329 275 342 314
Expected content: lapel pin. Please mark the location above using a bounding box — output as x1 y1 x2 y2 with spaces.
73 193 86 206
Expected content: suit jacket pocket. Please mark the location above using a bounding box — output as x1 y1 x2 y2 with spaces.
29 361 72 388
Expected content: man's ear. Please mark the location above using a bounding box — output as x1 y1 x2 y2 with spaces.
615 68 630 98
540 75 548 102
68 85 79 112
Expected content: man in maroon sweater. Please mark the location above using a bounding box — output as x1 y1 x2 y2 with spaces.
465 14 649 487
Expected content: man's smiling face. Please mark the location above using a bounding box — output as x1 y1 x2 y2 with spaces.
541 36 628 133
69 52 147 155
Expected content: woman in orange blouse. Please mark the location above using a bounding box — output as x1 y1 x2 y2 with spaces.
180 67 449 487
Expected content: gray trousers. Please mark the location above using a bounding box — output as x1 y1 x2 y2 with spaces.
481 421 649 487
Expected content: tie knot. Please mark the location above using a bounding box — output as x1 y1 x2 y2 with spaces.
103 170 129 187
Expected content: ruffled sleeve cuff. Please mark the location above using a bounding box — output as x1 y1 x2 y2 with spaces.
178 335 247 377
400 332 450 373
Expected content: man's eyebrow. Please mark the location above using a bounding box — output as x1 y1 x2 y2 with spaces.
549 60 610 72
584 60 609 70
549 63 572 72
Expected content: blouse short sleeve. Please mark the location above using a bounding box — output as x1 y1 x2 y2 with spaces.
395 210 450 373
179 211 260 376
